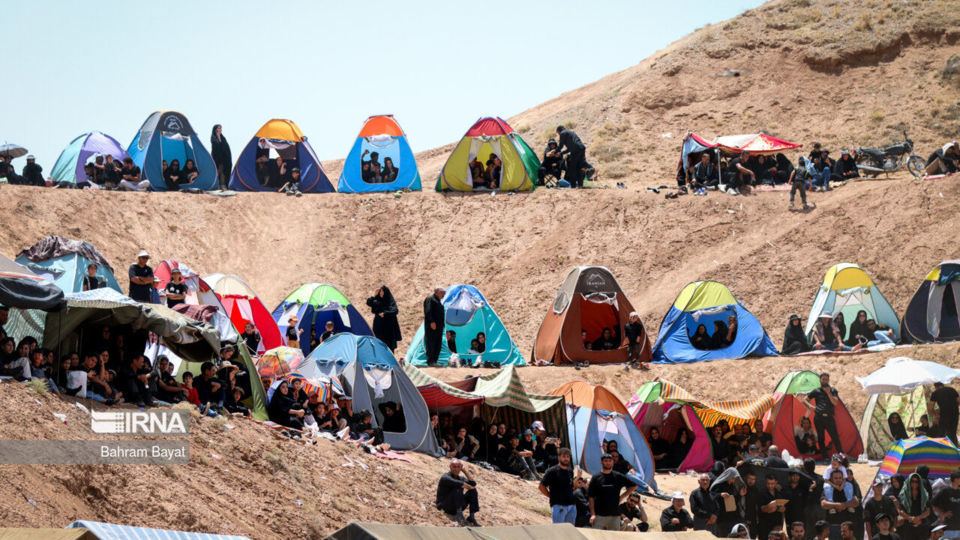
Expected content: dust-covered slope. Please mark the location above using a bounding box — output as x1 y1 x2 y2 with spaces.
401 0 960 183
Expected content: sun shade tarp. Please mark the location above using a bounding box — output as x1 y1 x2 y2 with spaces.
42 289 220 363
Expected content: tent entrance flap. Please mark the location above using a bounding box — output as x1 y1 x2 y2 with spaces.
580 295 620 344
467 138 503 186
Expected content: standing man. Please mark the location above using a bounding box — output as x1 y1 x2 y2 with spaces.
691 473 719 532
556 125 587 188
758 474 786 540
128 250 154 303
435 459 479 526
423 286 445 367
864 481 899 539
539 448 576 524
931 382 960 446
802 372 843 457
661 491 695 531
587 453 637 530
164 268 187 308
821 469 859 540
624 312 646 370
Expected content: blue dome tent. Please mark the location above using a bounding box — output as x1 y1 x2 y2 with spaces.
338 115 421 193
228 118 332 193
127 111 217 191
653 280 778 363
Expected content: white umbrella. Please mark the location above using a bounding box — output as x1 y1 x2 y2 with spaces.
856 356 960 395
0 144 28 159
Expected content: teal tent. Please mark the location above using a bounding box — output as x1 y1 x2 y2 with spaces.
15 236 120 294
49 132 129 185
404 285 525 366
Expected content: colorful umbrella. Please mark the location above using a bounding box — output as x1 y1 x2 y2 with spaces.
256 346 306 381
876 437 960 480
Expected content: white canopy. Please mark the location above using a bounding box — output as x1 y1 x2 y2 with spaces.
856 356 960 395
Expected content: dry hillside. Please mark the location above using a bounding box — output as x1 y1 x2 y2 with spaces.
3 0 960 537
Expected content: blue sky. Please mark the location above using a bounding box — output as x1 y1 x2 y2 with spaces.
0 0 764 168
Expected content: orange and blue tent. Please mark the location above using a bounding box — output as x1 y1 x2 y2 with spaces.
229 119 332 193
338 115 421 193
876 437 960 480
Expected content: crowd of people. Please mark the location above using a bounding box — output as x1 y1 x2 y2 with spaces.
781 311 898 357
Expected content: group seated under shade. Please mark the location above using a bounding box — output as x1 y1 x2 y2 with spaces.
688 315 738 351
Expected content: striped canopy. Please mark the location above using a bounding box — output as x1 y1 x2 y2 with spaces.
628 378 773 427
877 437 960 480
403 363 568 442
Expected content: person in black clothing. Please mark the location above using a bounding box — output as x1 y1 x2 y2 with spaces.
423 287 445 366
588 453 638 530
725 151 755 194
864 481 899 539
181 159 199 185
624 312 646 369
592 328 618 351
366 286 402 352
711 425 731 464
872 513 899 540
693 152 719 192
648 427 670 470
743 471 761 537
540 448 577 524
379 401 406 433
783 470 808 529
619 492 650 531
835 150 859 181
782 315 811 355
758 474 786 540
539 139 565 184
573 476 592 527
117 354 154 407
897 473 930 540
711 320 731 349
691 324 711 350
163 159 185 190
932 470 960 537
712 469 747 536
436 460 480 526
164 268 187 308
556 125 587 188
194 361 225 412
241 323 260 355
691 473 720 532
887 413 909 441
267 380 305 429
381 157 399 182
153 356 187 403
128 250 154 302
21 155 44 186
662 492 696 531
210 124 232 190
930 382 960 446
802 373 843 457
82 263 104 291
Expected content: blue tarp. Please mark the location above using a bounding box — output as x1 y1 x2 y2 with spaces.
652 304 779 363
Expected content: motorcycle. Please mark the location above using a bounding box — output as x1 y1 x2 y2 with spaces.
856 131 926 178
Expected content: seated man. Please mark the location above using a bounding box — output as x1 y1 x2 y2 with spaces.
21 155 45 187
808 156 832 192
436 459 479 526
118 157 150 191
538 139 564 184
835 150 859 181
117 354 154 407
101 155 121 189
863 319 895 347
692 153 718 194
661 492 695 531
725 151 755 195
619 491 650 531
926 141 960 175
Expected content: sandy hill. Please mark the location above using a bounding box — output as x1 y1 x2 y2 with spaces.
3 0 960 537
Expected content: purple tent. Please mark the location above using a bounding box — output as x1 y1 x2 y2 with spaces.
50 132 129 184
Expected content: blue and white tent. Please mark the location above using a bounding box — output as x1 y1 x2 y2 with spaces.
308 333 441 454
127 111 217 191
337 115 421 193
404 285 525 367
